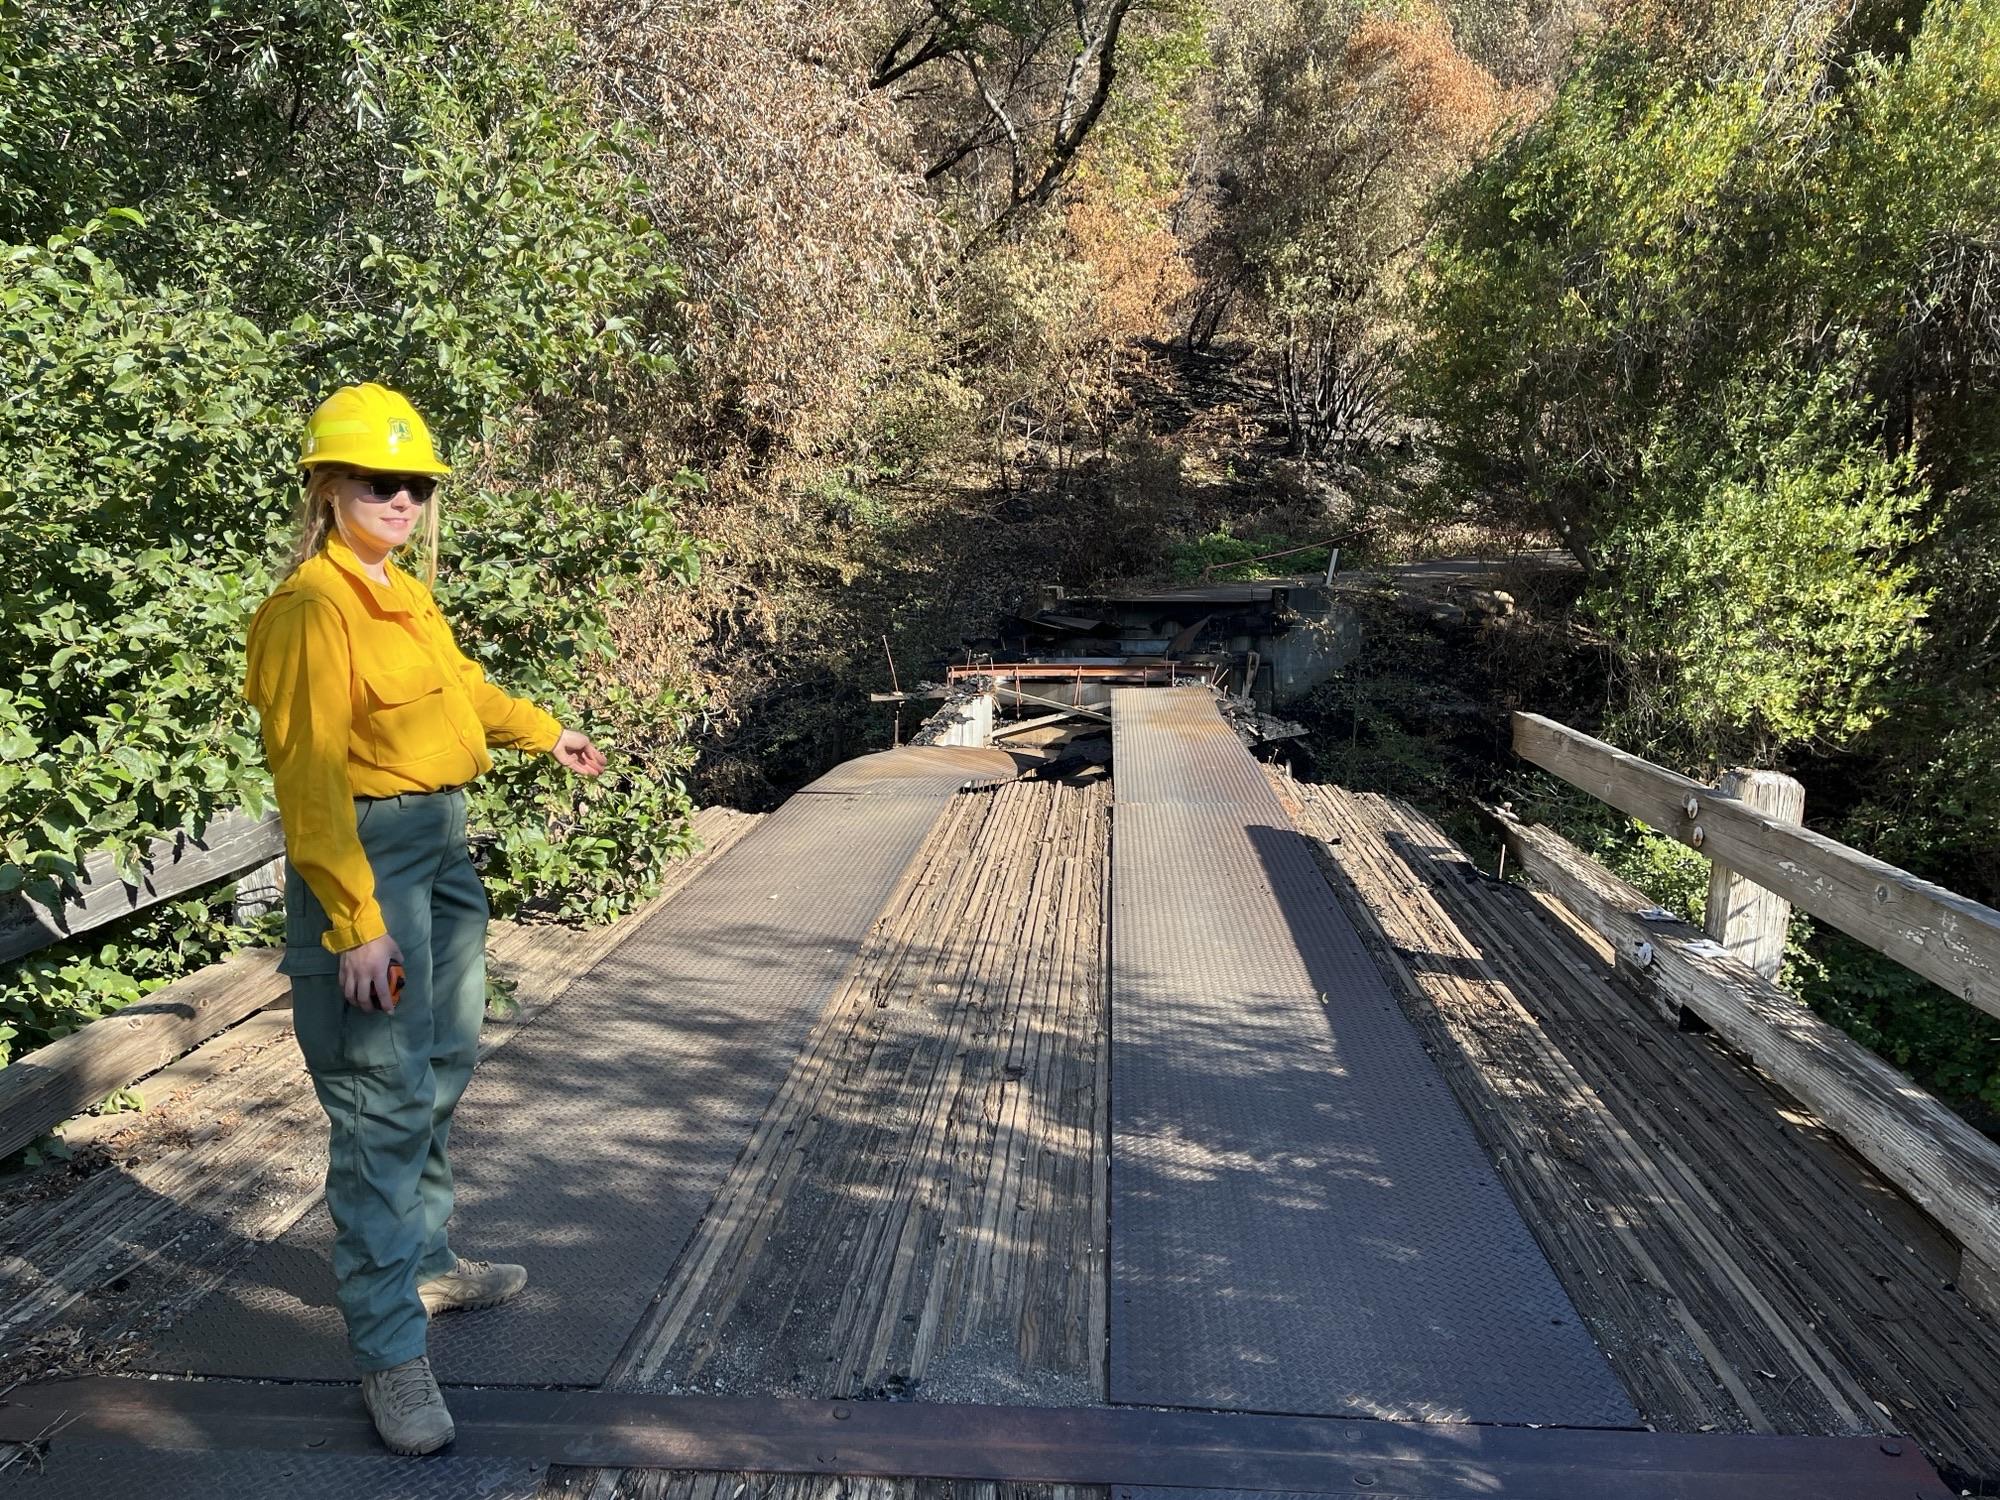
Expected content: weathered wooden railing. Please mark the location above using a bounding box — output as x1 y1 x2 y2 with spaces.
0 812 286 1159
1501 712 2000 1320
0 810 283 965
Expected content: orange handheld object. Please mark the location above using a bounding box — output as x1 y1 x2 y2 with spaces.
384 961 407 1010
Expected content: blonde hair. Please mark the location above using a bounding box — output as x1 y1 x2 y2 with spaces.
291 468 443 585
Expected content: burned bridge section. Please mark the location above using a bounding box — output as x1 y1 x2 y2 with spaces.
1106 686 1635 1425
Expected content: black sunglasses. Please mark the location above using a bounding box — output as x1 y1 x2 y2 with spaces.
348 471 438 503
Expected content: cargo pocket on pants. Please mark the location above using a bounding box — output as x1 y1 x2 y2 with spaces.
282 945 402 1075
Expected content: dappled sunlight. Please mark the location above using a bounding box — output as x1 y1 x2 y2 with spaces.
609 776 1112 1405
137 756 1032 1388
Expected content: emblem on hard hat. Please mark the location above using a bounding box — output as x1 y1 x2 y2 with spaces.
387 419 411 449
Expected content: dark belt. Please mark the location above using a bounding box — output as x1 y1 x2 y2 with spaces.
354 783 468 803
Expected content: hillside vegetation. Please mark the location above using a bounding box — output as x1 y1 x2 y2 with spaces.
2 0 1995 1127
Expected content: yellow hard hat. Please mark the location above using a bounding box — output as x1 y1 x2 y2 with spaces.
298 383 452 475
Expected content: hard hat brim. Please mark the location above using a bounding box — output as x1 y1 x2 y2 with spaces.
300 455 453 477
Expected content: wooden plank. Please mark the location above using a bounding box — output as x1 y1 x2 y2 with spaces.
596 779 1109 1444
1359 792 1887 1427
1304 777 2000 1474
52 1004 296 1153
1282 781 1776 1431
1964 1249 2000 1318
0 950 284 1161
1309 782 2000 1478
1306 779 1899 1431
1513 713 2000 1021
991 710 1083 739
1496 809 2000 1313
0 809 282 964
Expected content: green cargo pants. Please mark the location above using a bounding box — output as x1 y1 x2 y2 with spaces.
278 787 486 1372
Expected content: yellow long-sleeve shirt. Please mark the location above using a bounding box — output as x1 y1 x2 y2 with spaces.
244 534 562 952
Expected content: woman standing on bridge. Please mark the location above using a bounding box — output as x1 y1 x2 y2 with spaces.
244 383 607 1456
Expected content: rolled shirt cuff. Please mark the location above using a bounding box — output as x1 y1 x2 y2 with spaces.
321 901 389 954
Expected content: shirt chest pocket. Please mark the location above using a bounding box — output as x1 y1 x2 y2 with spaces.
357 660 452 769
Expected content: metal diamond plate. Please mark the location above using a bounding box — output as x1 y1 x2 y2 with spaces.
1109 687 1274 807
142 749 1012 1387
0 1444 542 1500
1108 690 1634 1426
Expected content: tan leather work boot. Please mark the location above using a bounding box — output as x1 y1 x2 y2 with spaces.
361 1354 455 1455
418 1256 528 1317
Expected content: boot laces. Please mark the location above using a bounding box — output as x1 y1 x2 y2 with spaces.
377 1357 439 1417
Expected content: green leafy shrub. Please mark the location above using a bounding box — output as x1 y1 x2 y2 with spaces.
0 219 294 876
442 482 704 920
0 0 701 1083
1406 28 1947 764
1593 361 1929 761
1408 0 2000 1120
1594 825 1711 927
1166 528 1334 580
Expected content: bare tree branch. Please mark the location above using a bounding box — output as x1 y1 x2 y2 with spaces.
1009 0 1136 218
876 0 1143 232
925 122 1004 181
872 22 958 90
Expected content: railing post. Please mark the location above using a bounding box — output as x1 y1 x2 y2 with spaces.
1704 768 1805 981
233 854 286 925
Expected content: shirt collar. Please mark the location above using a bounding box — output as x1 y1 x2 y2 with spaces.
324 532 415 616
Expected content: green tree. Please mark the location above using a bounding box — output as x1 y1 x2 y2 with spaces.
1406 4 1985 762
1408 0 2000 1118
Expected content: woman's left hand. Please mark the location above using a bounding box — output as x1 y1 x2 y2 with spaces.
553 727 608 777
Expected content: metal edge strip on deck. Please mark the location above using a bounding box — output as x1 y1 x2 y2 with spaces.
0 1379 1952 1499
138 748 1022 1388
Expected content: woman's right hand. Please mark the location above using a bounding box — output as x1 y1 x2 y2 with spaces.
338 932 406 1012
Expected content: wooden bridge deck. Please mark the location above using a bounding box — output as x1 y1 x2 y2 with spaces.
2 771 1996 1494
1278 777 2000 1485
